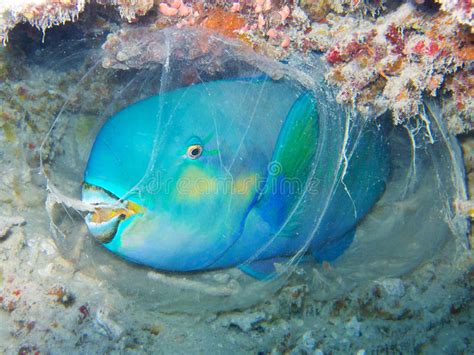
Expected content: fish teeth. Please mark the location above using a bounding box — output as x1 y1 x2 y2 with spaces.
85 212 123 244
82 183 146 243
82 183 124 207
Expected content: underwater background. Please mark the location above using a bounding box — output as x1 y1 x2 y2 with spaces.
0 0 473 353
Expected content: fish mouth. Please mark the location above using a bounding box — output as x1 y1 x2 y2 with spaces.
82 182 146 243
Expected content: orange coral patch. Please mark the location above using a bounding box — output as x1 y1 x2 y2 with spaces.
456 44 474 61
200 8 246 39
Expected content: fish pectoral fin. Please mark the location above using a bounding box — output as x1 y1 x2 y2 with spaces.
268 92 319 183
255 92 318 233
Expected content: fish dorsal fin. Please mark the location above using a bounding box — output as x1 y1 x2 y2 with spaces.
256 92 319 233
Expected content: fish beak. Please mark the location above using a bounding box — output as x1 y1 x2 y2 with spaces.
82 183 145 243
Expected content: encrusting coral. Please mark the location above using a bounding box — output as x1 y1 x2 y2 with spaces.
0 0 472 133
316 3 473 131
0 0 154 44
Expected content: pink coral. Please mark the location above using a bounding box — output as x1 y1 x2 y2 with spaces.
159 3 179 16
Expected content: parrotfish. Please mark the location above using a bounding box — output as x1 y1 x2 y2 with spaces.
82 78 390 278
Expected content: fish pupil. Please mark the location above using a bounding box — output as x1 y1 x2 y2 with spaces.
187 144 203 159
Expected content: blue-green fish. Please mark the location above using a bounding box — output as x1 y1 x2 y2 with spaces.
82 78 389 278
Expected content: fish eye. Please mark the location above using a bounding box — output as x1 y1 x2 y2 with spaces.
186 144 203 159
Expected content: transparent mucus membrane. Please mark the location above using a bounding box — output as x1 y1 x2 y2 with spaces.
41 27 469 313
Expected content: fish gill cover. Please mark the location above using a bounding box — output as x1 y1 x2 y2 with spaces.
30 24 469 313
